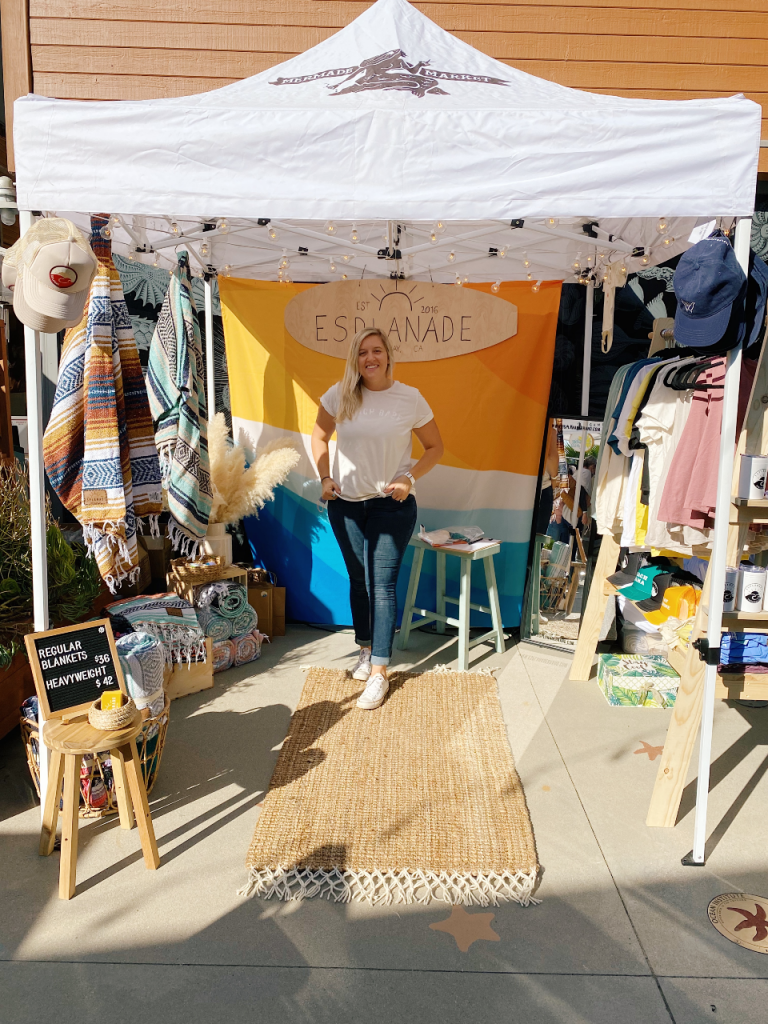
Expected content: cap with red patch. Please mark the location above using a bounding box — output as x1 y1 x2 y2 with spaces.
20 238 97 325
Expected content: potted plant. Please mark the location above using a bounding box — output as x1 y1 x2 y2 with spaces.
203 413 299 566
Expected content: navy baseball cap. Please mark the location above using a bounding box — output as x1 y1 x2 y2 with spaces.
674 237 746 348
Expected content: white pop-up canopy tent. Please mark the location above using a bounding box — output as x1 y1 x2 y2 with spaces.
10 0 763 862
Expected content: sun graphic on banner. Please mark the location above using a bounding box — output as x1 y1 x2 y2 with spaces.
371 279 425 312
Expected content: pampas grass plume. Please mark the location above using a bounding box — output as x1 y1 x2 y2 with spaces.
208 413 300 525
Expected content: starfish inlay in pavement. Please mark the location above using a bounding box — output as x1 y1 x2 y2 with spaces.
429 906 500 952
729 903 768 943
634 740 664 761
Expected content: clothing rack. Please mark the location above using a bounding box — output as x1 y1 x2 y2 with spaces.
570 217 758 864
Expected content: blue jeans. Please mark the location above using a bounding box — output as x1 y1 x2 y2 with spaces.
328 495 417 666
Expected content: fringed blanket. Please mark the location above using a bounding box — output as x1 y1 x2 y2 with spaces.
116 631 166 716
196 582 256 639
107 593 205 664
147 252 212 555
43 214 162 592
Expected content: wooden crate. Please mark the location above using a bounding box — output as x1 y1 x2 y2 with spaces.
167 565 248 606
163 637 214 700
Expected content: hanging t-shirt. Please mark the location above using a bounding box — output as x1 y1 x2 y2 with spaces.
320 381 434 501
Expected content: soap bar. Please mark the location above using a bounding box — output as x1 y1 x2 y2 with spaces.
101 690 125 711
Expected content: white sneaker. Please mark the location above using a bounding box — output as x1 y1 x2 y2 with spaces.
357 672 389 710
352 648 372 681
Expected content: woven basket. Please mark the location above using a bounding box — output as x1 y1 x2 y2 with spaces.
169 556 225 584
88 694 138 730
20 695 171 818
243 566 278 586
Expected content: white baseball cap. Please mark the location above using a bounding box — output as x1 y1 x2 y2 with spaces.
4 217 97 331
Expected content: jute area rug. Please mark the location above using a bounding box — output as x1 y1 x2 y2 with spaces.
241 667 539 906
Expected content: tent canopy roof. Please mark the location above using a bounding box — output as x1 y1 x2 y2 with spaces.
10 0 761 282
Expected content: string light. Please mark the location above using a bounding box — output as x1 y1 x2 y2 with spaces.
101 225 112 239
526 271 532 281
641 251 650 265
326 221 336 235
463 276 469 284
200 241 209 258
532 280 542 293
491 281 501 293
268 226 278 241
547 217 558 227
572 259 581 272
152 253 159 267
657 218 669 234
127 252 135 261
218 219 229 234
597 251 606 260
112 216 120 226
447 251 456 262
351 226 359 244
279 252 290 270
223 264 232 277
170 221 179 235
341 273 348 280
662 236 675 248
499 247 507 258
455 275 462 287
522 254 531 268
436 220 445 233
330 260 337 273
430 231 438 244
620 261 627 274
342 253 352 262
586 254 594 267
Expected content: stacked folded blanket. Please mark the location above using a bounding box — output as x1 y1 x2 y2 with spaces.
116 631 166 716
195 581 263 673
107 593 206 664
720 632 768 666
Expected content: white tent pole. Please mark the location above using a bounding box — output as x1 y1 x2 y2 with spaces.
582 283 594 418
689 215 751 865
20 210 51 820
204 275 215 417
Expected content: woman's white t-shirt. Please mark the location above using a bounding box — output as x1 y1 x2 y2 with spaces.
320 381 433 501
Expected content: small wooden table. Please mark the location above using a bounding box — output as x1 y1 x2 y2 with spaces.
398 537 505 670
39 712 160 899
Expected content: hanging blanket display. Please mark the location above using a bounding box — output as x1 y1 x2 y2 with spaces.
147 252 213 555
220 280 560 627
42 214 163 591
195 581 264 672
106 592 206 664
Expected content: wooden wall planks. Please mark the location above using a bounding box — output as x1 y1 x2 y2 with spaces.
4 0 768 172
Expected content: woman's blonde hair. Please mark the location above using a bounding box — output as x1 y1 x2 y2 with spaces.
336 327 395 422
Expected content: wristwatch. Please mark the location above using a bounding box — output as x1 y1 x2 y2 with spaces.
405 472 416 488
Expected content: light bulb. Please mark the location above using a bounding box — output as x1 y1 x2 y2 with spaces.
279 254 290 270
223 264 232 277
430 232 437 244
218 219 229 234
641 252 650 265
491 281 500 293
152 253 159 267
523 255 531 268
532 280 541 293
127 252 135 261
330 261 337 273
463 276 469 284
112 215 120 226
171 221 179 235
662 236 674 247
436 220 445 233
547 217 558 227
351 227 359 244
455 276 462 287
200 241 209 258
526 271 532 281
499 247 507 258
597 251 606 260
572 260 581 271
285 274 293 284
586 254 594 267
268 226 278 241
341 273 348 280
447 251 456 262
620 262 627 274
326 221 336 235
342 253 351 262
657 218 668 234
101 226 111 239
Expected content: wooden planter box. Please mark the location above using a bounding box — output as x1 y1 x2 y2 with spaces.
0 652 35 740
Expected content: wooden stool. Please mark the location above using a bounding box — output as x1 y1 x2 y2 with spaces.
39 713 160 899
398 537 505 670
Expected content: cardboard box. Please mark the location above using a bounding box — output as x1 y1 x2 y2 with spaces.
597 654 679 708
247 582 285 636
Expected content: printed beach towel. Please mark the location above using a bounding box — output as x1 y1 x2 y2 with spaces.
43 214 162 591
147 252 212 555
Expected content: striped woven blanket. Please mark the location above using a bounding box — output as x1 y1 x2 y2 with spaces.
107 593 205 664
43 215 162 591
147 252 212 555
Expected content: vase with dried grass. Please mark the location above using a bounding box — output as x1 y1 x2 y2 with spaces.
203 413 299 566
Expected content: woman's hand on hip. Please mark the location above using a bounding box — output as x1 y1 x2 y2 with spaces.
321 476 341 501
384 476 412 502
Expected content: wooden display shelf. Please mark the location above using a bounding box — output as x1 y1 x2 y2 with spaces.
722 611 768 628
731 497 768 524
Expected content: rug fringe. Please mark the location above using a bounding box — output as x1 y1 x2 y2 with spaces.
238 866 539 907
432 663 498 677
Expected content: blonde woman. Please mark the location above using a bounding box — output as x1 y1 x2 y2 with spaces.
311 327 443 710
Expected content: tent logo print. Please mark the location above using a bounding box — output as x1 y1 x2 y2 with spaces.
271 49 509 97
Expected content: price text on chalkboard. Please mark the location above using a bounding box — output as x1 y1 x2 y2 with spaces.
25 619 125 719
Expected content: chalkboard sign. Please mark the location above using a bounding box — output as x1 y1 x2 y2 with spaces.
25 619 126 720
